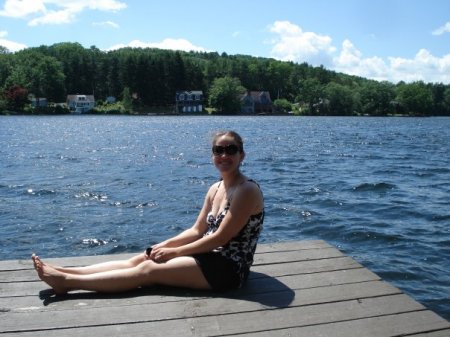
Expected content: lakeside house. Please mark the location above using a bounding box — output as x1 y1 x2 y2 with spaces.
241 91 273 114
175 90 203 113
67 94 95 114
30 97 48 108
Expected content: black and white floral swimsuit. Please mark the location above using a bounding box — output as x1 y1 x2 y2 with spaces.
204 179 264 287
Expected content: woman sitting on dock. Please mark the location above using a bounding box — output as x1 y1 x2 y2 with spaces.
32 130 264 295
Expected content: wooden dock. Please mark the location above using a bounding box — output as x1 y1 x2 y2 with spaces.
1 240 449 336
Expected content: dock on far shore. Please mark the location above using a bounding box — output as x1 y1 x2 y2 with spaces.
1 240 449 336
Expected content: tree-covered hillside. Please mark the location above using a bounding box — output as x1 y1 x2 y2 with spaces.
1 42 449 115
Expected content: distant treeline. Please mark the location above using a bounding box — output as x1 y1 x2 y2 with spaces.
1 42 449 116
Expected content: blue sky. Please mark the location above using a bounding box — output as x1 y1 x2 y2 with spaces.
1 0 450 84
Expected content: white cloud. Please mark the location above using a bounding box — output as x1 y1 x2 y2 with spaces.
108 38 209 53
28 7 76 26
432 22 450 35
0 0 127 25
81 0 127 11
268 20 450 84
389 49 450 83
0 0 45 18
0 30 27 51
333 39 389 81
335 40 450 83
92 21 119 29
268 20 336 67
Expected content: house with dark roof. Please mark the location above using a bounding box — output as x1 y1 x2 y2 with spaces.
240 91 273 114
175 90 203 113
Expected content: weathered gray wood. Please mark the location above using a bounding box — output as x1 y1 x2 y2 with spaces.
0 245 344 283
0 257 362 299
252 256 362 276
1 297 447 337
1 280 402 331
0 240 331 268
0 267 380 309
402 330 450 337
0 240 448 337
229 312 450 337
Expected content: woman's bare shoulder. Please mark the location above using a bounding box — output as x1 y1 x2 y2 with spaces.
206 180 221 197
235 179 263 201
242 179 262 192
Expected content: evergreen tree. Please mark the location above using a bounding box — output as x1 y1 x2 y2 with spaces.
122 86 133 112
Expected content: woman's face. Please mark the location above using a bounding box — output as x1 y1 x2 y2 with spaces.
212 135 244 174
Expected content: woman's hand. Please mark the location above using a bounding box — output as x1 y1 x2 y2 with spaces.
144 240 169 260
150 246 179 263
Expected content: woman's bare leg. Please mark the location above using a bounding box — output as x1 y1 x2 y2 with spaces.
35 254 147 275
32 255 70 295
148 257 211 290
32 255 211 294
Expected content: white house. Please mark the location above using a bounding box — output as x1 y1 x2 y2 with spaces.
67 94 95 114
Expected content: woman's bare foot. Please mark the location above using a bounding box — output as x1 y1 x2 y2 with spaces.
31 254 69 295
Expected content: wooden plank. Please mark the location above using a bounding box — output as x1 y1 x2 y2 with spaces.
403 330 450 337
254 239 333 252
0 239 334 272
253 256 362 276
253 247 344 265
0 240 333 271
229 312 450 337
0 267 380 311
0 281 403 332
0 248 359 295
0 255 363 297
179 298 447 337
0 245 344 283
1 296 447 337
0 240 448 337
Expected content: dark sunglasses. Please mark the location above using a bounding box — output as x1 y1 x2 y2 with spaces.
212 144 240 156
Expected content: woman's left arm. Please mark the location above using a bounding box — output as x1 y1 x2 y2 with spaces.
152 182 263 262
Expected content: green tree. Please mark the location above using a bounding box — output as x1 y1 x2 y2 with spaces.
0 46 10 54
324 82 356 115
429 83 448 116
267 60 293 100
443 87 450 115
49 42 95 95
273 98 292 113
106 54 121 99
0 98 6 113
5 49 65 101
89 46 107 100
395 81 433 116
298 78 323 114
165 51 186 99
1 41 448 115
208 76 246 114
0 52 12 90
122 86 133 113
359 81 395 116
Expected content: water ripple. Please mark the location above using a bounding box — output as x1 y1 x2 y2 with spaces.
0 115 449 320
352 182 396 192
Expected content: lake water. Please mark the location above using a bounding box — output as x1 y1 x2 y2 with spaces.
0 115 449 320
